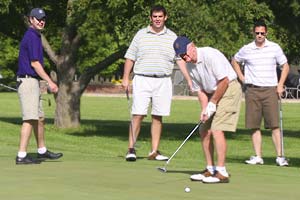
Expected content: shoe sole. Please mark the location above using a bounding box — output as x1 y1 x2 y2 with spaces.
202 180 229 184
245 161 264 165
16 161 41 165
190 178 203 181
277 164 289 167
126 157 136 162
37 155 63 160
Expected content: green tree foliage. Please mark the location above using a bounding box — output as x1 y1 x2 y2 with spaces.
0 0 298 127
257 0 300 64
165 0 274 57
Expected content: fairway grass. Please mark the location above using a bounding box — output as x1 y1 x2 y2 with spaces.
0 92 300 200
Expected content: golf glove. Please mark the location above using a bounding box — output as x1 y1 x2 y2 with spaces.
205 102 216 118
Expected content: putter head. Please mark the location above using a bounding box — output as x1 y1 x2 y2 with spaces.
157 167 167 173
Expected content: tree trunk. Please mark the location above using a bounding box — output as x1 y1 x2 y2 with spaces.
54 80 81 128
52 48 126 128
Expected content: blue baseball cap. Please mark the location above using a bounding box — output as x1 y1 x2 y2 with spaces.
173 36 191 56
29 8 46 20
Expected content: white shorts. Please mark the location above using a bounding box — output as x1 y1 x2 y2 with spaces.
132 75 172 116
17 78 44 120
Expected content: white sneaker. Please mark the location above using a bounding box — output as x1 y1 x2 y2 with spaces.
245 156 264 165
190 169 213 181
148 150 168 161
276 157 289 166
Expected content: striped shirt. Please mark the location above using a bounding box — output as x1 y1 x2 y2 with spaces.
189 47 237 94
125 26 177 75
234 39 287 86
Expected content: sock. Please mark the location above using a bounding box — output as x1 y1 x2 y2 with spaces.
206 165 215 174
216 166 229 177
38 147 47 154
18 151 27 158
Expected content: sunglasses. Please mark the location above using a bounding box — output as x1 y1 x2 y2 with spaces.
255 32 266 36
35 17 46 22
179 53 187 59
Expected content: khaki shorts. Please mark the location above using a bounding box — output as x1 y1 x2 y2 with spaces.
17 78 44 120
200 80 242 132
132 75 172 116
245 86 279 129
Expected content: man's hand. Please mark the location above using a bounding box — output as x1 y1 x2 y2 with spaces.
122 78 130 92
48 81 58 93
204 102 216 118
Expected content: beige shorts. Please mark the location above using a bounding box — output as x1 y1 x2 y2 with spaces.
200 80 242 132
132 75 172 116
17 78 44 120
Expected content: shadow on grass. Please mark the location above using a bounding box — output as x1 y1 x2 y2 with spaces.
1 117 299 141
2 116 299 168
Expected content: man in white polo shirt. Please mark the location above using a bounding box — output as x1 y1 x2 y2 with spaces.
231 20 290 166
122 5 191 162
173 36 242 183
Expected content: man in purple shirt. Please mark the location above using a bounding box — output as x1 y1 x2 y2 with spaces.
16 8 63 164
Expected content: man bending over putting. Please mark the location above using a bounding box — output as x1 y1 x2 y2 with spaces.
173 36 242 183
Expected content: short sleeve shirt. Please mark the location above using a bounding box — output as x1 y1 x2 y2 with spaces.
124 26 177 75
189 47 237 94
17 27 44 77
234 39 287 86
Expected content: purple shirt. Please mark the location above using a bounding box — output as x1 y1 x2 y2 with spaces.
17 27 44 77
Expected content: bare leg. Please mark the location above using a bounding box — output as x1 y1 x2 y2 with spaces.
128 115 144 148
251 129 262 157
200 130 214 166
212 130 226 167
33 117 46 148
18 120 35 152
271 127 282 156
150 115 162 152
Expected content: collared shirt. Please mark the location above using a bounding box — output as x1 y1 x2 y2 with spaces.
124 25 177 75
189 47 237 94
17 27 44 77
234 39 287 87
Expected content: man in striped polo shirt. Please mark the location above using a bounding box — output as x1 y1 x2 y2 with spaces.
232 20 290 166
122 5 191 162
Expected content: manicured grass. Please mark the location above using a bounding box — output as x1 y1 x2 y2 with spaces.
0 92 300 200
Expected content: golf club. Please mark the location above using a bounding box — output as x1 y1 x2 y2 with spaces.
279 98 284 157
0 71 18 91
126 89 138 148
0 83 17 91
157 121 203 173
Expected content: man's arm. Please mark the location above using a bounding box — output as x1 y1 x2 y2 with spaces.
210 77 229 104
122 58 135 91
278 62 290 95
31 61 58 93
197 89 209 121
231 59 245 83
176 59 192 90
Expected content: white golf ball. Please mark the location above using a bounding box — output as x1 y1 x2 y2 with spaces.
185 187 191 193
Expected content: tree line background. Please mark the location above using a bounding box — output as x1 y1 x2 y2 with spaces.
0 0 299 128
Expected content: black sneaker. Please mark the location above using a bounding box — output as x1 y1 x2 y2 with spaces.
125 148 137 161
37 150 63 160
16 155 41 165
